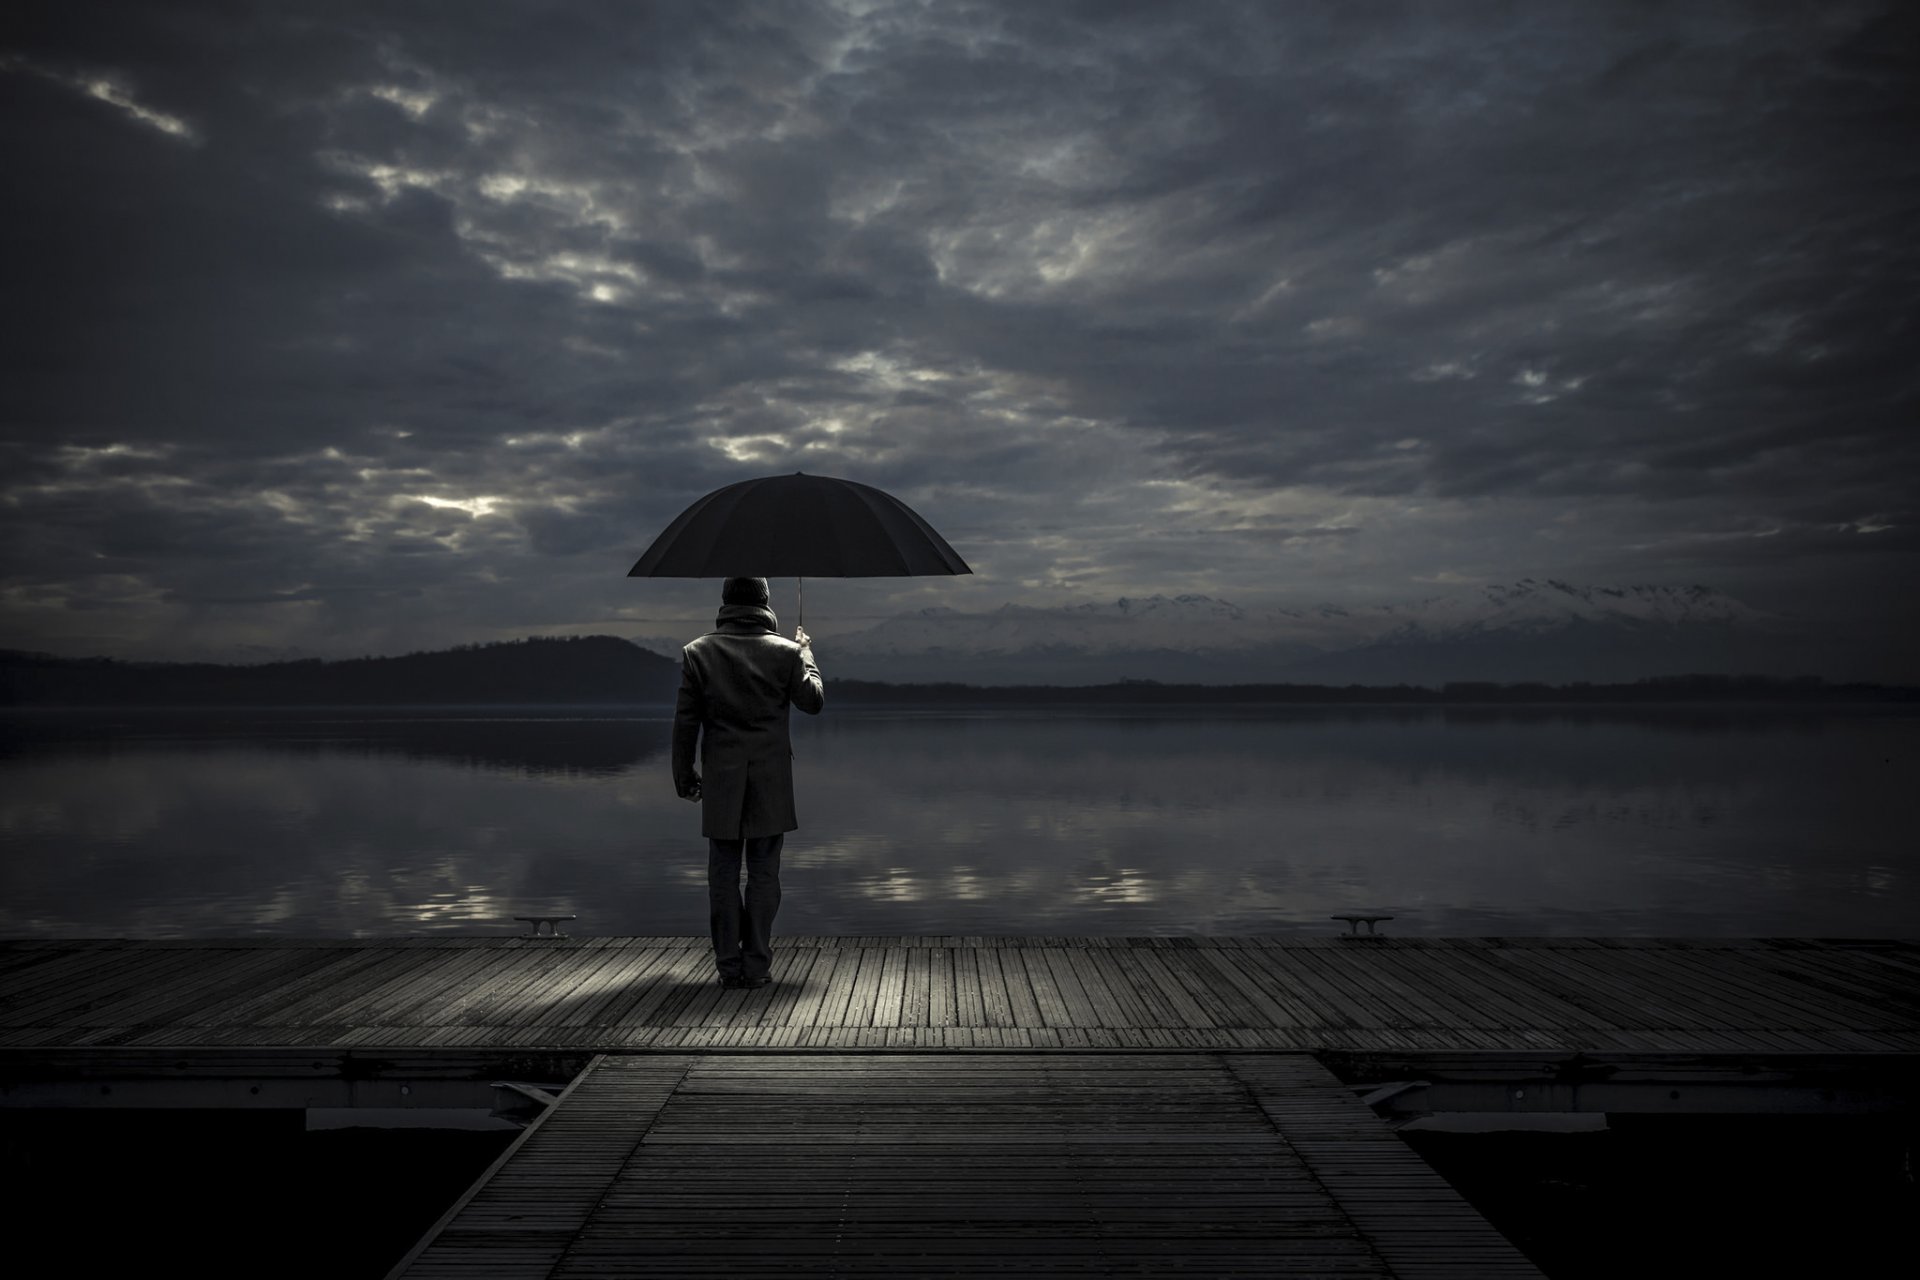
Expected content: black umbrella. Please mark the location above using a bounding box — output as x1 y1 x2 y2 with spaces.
628 472 971 625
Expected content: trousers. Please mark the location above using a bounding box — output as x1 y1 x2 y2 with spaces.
708 833 783 981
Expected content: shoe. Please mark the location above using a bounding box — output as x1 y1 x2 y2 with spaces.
718 975 746 989
740 976 771 988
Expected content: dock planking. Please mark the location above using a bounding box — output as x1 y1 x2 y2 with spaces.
8 938 1903 1276
391 1052 1544 1279
1 936 1915 1053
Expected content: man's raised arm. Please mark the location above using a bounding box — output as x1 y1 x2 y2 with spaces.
790 632 824 715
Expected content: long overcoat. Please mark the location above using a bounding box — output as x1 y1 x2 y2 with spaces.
671 603 825 839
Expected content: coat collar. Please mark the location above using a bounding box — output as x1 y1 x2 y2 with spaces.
714 603 778 633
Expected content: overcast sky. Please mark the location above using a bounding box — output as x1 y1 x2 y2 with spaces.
3 1 1915 662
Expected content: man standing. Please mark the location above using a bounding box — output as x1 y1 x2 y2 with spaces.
672 576 825 989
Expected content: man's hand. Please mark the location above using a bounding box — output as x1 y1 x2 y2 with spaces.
677 772 702 801
794 625 810 650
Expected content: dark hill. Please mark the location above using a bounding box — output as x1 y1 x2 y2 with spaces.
0 636 682 706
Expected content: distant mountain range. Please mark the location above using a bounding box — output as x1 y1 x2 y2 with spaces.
635 580 1870 686
0 635 682 706
2 625 1910 707
0 579 1898 704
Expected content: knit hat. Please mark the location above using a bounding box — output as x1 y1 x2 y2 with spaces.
720 576 770 606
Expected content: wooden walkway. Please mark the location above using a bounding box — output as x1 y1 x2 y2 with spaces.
2 936 1916 1053
391 1052 1542 1279
7 936 1913 1278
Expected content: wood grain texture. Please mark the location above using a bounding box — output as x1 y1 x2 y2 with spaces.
396 1053 1548 1279
1 937 1913 1053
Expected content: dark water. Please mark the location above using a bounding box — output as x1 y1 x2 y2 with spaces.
2 1109 514 1278
1 704 1913 938
1402 1117 1917 1279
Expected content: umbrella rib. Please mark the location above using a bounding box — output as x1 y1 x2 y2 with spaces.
832 483 911 576
847 481 969 575
629 473 970 579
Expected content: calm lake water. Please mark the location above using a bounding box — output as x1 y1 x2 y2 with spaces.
0 705 1913 938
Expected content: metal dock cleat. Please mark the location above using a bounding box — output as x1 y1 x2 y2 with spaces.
1332 913 1393 938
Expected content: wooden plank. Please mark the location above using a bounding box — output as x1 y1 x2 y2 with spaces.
524 943 676 1031
376 947 550 1028
780 945 843 1028
810 946 858 1027
924 945 953 1028
733 945 819 1028
604 947 712 1030
1191 945 1310 1028
871 944 909 1027
1390 947 1556 1032
1258 947 1391 1030
903 942 932 1027
55 948 339 1032
1552 946 1749 1029
1716 950 1920 1025
492 943 638 1031
303 947 493 1027
1038 946 1105 1027
990 946 1042 1028
663 954 737 1028
1409 949 1607 1032
17 946 265 1030
949 944 984 1027
973 946 1019 1028
0 946 163 1019
1092 946 1185 1027
2 938 1915 1053
179 947 395 1028
1630 949 1858 1029
1481 946 1694 1031
1207 947 1333 1028
469 946 610 1027
842 946 885 1028
175 947 397 1029
392 1054 696 1280
1060 946 1131 1029
270 947 457 1028
479 1054 1410 1277
1449 948 1624 1032
2 946 220 1026
1578 947 1768 1030
1770 948 1920 1011
1228 1054 1547 1278
1012 947 1075 1027
128 947 348 1030
1114 945 1218 1028
1153 947 1260 1028
1077 945 1165 1028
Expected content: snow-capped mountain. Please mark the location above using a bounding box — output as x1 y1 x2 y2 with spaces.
1358 580 1772 637
787 580 1806 686
1278 580 1791 686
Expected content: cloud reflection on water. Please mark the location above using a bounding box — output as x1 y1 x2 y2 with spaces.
0 706 1911 938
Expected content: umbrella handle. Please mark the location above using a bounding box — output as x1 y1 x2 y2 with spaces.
798 576 803 629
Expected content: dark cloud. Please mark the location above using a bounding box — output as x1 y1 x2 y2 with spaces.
1 0 1915 664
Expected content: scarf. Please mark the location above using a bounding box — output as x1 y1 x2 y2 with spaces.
715 603 778 632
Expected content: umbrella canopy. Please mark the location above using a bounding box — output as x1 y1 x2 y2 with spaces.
627 472 971 579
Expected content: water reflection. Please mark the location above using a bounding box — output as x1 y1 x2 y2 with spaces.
0 705 1911 938
0 707 667 775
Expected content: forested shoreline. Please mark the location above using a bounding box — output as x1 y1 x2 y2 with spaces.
2 637 1912 706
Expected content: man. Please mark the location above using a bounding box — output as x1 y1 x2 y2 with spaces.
671 576 825 989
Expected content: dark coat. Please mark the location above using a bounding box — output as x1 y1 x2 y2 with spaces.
671 603 825 839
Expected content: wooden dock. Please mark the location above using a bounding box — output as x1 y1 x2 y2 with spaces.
389 1051 1543 1278
2 935 1915 1053
5 935 1915 1277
